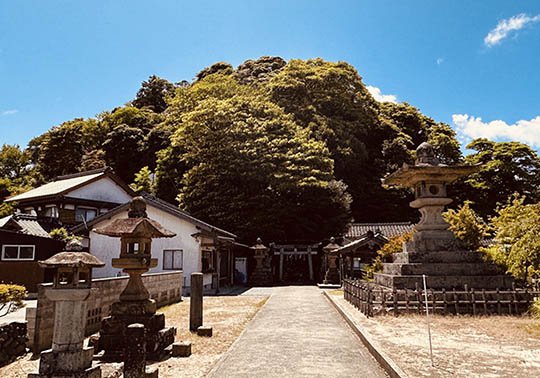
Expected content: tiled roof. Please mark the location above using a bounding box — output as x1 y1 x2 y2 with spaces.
6 171 104 202
0 214 59 238
345 222 414 240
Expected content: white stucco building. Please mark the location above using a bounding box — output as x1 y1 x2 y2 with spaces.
74 195 237 293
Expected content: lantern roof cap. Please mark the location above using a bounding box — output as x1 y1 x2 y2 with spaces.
251 237 268 251
39 251 105 268
383 164 479 188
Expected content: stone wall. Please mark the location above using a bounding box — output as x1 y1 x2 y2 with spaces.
27 271 182 353
0 322 27 366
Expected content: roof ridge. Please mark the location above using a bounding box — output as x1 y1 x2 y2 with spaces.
350 221 413 226
55 167 109 181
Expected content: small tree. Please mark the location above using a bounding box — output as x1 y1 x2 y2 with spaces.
0 284 26 316
481 195 540 282
443 201 488 250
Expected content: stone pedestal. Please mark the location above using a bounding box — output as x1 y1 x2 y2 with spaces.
29 251 104 378
29 290 99 378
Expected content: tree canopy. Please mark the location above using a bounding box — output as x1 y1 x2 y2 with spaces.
14 57 539 244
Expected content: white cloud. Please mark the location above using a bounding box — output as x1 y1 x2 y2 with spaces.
484 13 540 47
436 57 444 65
1 109 18 116
367 85 398 103
453 113 540 148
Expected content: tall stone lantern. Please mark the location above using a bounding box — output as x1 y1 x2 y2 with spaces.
29 247 104 378
323 237 341 285
384 142 478 253
94 197 177 361
375 142 514 290
249 238 272 286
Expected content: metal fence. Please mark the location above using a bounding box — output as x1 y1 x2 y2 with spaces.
343 279 539 317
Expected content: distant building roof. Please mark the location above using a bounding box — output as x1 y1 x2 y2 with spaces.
345 222 414 240
72 193 237 239
0 214 60 238
6 167 134 203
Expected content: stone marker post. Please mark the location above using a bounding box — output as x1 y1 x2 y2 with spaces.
190 272 203 332
124 323 149 378
29 245 104 378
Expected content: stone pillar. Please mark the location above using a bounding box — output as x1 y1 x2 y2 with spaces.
190 273 203 332
124 324 146 378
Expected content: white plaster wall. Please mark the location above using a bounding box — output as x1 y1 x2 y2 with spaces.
67 177 133 204
89 204 203 289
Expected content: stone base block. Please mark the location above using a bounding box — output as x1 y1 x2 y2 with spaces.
171 341 192 357
374 273 514 290
36 347 94 376
392 250 485 264
111 299 157 316
249 269 273 286
382 262 503 276
197 326 213 337
99 312 176 362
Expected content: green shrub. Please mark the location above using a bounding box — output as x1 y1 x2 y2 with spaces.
0 284 27 314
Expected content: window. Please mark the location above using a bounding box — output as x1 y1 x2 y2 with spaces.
44 205 59 218
352 257 361 270
75 207 98 222
202 250 214 273
163 250 183 270
2 245 35 261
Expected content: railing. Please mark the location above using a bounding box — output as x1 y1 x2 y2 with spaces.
343 279 539 317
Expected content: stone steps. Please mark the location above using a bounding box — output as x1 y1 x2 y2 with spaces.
374 273 514 290
382 262 503 276
392 250 486 264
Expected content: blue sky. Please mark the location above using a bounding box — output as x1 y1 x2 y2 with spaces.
1 1 540 150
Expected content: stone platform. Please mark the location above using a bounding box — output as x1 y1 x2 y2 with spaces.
374 248 514 290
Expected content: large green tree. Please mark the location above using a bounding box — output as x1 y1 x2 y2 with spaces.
457 139 540 217
173 93 351 241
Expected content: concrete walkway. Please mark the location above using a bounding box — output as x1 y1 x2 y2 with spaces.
210 286 387 378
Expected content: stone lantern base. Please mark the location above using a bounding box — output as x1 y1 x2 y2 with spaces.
249 267 273 286
28 347 100 378
98 306 176 362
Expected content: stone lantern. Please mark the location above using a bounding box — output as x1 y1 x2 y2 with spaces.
383 142 478 253
323 237 341 285
29 248 104 378
374 142 513 290
249 238 272 286
94 197 177 361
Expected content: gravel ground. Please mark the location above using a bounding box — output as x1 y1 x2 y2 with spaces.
329 290 540 378
0 295 267 378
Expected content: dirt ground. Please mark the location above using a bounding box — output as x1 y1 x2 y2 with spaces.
329 290 540 378
0 295 268 378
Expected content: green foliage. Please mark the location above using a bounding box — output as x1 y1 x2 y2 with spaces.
132 75 176 113
173 92 351 241
49 227 70 241
364 231 414 279
195 62 233 81
458 139 540 217
130 166 154 194
481 195 540 281
531 298 540 319
443 201 488 250
0 284 26 312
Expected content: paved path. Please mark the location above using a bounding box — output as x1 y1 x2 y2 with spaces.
210 286 387 378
